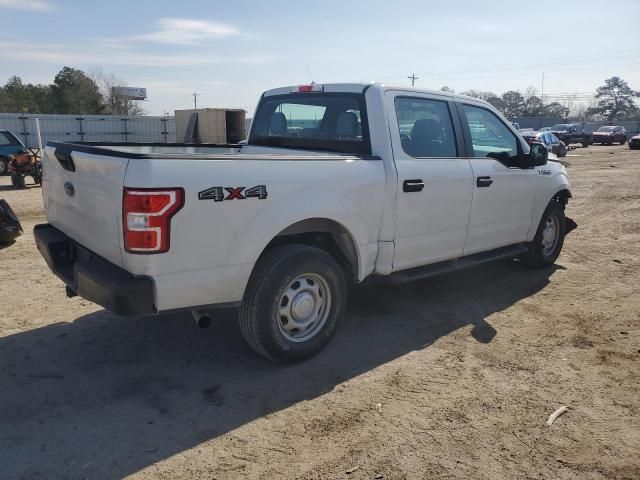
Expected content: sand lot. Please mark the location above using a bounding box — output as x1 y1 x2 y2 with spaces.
0 145 638 479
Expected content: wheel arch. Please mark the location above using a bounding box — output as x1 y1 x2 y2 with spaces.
552 188 572 206
256 218 361 284
527 187 572 241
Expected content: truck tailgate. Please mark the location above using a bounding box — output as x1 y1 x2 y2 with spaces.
42 145 128 268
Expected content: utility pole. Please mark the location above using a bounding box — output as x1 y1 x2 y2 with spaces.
192 92 200 110
541 72 545 106
408 73 419 87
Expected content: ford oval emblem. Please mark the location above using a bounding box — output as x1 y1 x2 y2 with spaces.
63 181 75 197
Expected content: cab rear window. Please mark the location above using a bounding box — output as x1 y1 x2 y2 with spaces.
249 93 371 155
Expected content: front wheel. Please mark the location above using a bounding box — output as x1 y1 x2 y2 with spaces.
239 244 347 363
521 203 566 268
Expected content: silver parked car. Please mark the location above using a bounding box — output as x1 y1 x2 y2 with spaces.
520 130 568 157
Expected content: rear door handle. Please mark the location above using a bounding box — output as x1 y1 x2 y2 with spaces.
403 179 424 192
476 176 493 188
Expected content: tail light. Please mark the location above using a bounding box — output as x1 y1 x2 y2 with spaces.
123 188 184 254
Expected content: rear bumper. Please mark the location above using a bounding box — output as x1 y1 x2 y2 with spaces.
34 224 155 317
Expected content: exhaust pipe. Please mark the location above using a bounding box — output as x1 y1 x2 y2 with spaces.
191 310 211 328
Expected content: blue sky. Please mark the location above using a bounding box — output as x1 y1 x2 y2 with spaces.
0 0 638 115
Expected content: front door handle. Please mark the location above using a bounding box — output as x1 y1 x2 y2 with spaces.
403 179 425 192
477 176 493 188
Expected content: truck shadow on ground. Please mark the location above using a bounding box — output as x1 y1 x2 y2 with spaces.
0 260 559 479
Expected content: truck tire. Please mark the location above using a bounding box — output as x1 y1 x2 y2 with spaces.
239 244 347 362
521 203 566 268
581 140 589 147
620 138 626 145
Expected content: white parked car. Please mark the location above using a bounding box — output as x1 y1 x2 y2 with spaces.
35 83 575 362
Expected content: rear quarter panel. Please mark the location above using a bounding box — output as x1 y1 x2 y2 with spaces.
124 157 386 309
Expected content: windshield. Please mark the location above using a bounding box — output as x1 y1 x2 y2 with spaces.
551 124 572 130
597 126 615 132
249 92 371 155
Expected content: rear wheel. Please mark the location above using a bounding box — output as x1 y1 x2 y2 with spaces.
620 137 626 145
239 244 347 362
0 157 8 176
521 203 566 268
582 140 589 147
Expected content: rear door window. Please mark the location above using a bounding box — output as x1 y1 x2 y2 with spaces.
394 97 457 158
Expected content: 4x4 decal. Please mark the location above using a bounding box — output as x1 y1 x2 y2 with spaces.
199 185 268 202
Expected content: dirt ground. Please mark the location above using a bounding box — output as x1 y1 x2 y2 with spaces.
0 145 638 480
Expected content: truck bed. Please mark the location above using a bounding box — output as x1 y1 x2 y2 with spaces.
49 141 378 161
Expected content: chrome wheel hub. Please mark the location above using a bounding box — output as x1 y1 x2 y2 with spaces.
278 273 331 343
541 215 560 256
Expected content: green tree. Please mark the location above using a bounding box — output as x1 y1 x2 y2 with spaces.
585 76 639 122
543 102 569 119
26 83 55 113
486 96 506 114
500 91 525 118
2 76 27 111
0 76 54 113
523 97 543 116
51 67 104 114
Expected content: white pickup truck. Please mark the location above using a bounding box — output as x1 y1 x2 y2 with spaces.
35 83 575 362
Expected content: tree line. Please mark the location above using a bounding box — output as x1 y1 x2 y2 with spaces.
2 67 638 122
443 76 639 122
0 66 144 116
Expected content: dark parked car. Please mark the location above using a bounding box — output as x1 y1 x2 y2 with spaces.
550 123 591 147
0 199 23 244
592 125 627 145
520 130 567 157
629 134 640 150
0 130 27 176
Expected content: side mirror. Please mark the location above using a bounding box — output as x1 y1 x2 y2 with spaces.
527 142 548 166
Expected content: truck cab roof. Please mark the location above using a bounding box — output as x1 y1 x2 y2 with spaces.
263 82 484 103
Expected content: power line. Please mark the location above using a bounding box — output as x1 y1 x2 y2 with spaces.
418 50 640 78
411 61 640 83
